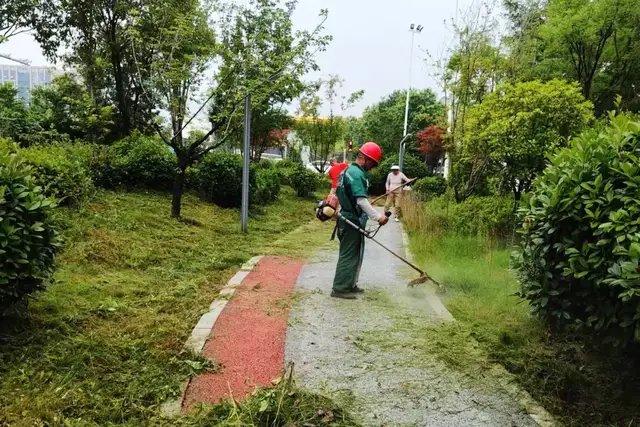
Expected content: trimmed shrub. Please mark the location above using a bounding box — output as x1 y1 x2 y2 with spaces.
413 176 447 199
370 153 430 195
102 134 175 190
20 144 95 206
192 151 252 208
252 168 281 205
289 166 319 197
0 151 60 313
273 158 301 186
513 115 640 345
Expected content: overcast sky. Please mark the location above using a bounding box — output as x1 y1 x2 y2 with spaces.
0 0 479 116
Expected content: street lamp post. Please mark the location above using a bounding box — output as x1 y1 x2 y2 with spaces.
399 23 423 171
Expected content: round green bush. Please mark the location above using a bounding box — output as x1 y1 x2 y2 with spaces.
192 151 253 208
252 168 281 205
513 115 640 345
273 159 301 186
20 143 95 206
103 134 175 190
0 151 60 313
413 176 447 199
370 154 430 195
289 166 319 198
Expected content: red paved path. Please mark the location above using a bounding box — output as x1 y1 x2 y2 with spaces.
182 256 303 409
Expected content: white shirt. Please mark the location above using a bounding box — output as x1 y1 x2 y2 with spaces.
386 172 409 193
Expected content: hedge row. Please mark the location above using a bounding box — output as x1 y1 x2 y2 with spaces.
0 149 60 314
513 114 640 345
0 134 324 209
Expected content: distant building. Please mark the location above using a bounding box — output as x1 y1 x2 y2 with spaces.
0 63 56 102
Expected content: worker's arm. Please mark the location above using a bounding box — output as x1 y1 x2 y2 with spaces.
385 174 391 192
357 197 388 225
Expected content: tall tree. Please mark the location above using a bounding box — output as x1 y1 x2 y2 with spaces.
135 0 328 217
294 75 361 172
534 0 640 114
30 74 114 142
248 106 291 162
360 89 443 157
32 0 156 137
0 0 36 43
456 79 593 200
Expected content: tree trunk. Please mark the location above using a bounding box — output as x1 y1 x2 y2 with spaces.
171 165 186 218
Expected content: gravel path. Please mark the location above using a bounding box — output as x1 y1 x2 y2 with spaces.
285 215 539 426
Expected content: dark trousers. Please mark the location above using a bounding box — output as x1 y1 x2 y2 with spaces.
332 220 365 293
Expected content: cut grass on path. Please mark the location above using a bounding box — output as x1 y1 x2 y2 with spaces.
408 231 640 426
0 188 335 425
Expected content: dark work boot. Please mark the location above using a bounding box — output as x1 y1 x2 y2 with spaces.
351 286 365 293
331 290 357 299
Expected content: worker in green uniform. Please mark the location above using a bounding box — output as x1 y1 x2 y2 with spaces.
332 141 388 299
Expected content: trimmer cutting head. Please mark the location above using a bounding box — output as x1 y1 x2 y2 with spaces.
408 274 429 287
407 272 443 288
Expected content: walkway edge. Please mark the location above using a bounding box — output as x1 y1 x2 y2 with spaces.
400 223 555 426
160 256 263 417
400 224 454 322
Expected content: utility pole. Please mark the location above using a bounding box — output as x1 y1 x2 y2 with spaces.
399 23 423 171
241 94 251 233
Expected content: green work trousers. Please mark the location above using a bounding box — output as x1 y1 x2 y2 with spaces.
332 219 365 293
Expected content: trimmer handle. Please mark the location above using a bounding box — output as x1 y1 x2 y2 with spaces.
384 211 392 218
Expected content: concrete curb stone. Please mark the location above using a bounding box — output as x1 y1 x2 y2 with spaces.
160 257 263 417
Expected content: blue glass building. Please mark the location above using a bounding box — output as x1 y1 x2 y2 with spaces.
0 63 55 102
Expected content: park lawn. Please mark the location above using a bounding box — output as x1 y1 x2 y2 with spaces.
407 231 640 426
0 188 333 425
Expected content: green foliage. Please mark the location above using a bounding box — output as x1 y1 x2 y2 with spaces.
537 0 640 115
513 114 640 345
247 106 291 161
457 79 593 199
192 151 258 208
360 89 444 155
0 151 60 313
272 159 300 186
20 144 95 206
252 168 281 205
0 83 33 144
427 195 517 239
369 154 429 195
29 74 114 143
288 166 319 198
293 75 361 172
413 176 447 199
104 134 176 190
0 0 37 43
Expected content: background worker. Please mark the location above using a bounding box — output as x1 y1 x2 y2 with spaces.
326 157 348 194
385 165 411 222
332 142 388 299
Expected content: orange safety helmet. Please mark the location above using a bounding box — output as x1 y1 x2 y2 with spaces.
359 141 383 165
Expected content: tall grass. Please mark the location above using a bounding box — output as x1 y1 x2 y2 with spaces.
400 193 640 426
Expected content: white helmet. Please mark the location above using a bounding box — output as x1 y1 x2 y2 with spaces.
390 165 400 171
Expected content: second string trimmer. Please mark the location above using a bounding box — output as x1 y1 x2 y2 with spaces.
336 212 441 287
